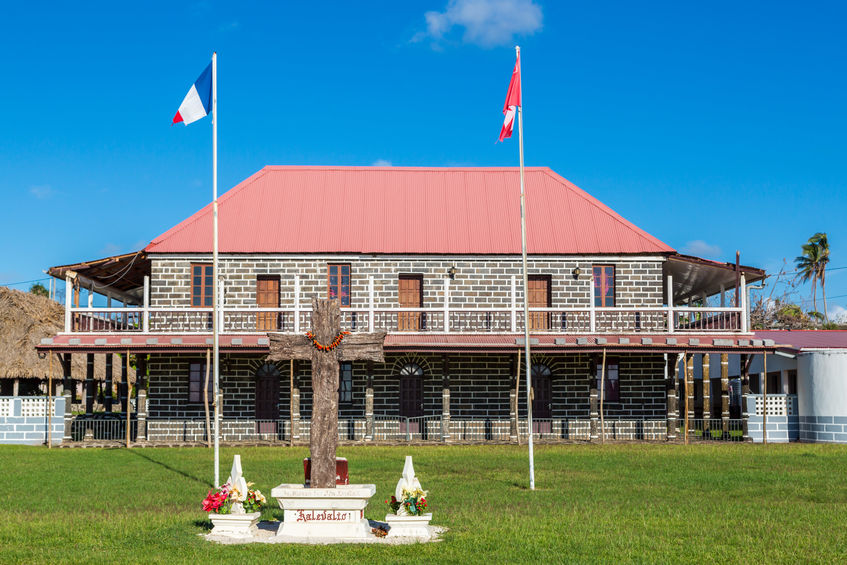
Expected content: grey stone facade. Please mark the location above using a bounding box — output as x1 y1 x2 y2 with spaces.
145 352 668 441
148 254 665 332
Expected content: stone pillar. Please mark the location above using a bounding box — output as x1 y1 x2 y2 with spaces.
291 361 301 444
120 354 129 413
589 355 599 442
441 354 451 443
85 354 95 414
104 353 113 412
62 354 73 442
685 354 694 434
740 354 751 442
702 353 711 432
364 360 374 442
136 355 148 442
721 353 730 435
509 354 518 442
666 354 677 440
12 378 19 397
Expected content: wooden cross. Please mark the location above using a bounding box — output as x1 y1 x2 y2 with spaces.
267 298 386 488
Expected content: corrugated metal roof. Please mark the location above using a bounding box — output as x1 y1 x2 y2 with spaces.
754 330 847 351
145 167 675 255
38 332 783 353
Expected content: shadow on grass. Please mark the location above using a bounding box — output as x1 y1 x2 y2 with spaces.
194 518 212 531
127 449 213 488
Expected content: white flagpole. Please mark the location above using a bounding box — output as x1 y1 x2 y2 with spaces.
212 51 220 487
515 45 535 491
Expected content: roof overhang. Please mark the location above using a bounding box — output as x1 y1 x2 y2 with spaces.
47 251 149 303
664 254 765 303
36 333 785 355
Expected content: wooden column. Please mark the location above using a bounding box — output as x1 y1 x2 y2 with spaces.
85 354 95 414
12 379 19 397
62 354 73 441
509 353 519 442
364 360 374 442
589 355 599 442
702 353 711 433
290 360 301 444
441 354 451 443
104 354 113 412
666 354 677 440
721 353 730 435
741 354 751 441
136 355 148 442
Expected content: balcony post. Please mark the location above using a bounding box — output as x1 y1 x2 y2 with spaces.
142 275 150 333
740 274 748 333
666 275 674 333
510 275 517 332
702 353 711 431
741 353 751 441
665 354 677 441
293 275 301 333
443 278 450 333
64 275 72 332
510 353 518 442
61 354 73 442
368 276 375 333
218 277 225 332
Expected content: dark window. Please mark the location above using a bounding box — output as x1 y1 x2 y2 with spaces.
191 263 213 307
787 370 797 395
749 375 760 394
188 362 212 403
593 265 615 307
766 371 781 394
339 362 353 404
327 264 351 307
596 360 620 402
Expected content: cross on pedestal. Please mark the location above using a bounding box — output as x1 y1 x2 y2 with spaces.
267 298 386 488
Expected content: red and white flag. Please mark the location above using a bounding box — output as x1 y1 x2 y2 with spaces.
499 51 522 142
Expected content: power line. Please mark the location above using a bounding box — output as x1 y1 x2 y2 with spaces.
0 277 51 287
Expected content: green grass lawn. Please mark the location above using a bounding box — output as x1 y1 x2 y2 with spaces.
2 443 846 564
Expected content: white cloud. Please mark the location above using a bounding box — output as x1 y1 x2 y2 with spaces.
682 240 722 259
828 304 847 323
29 185 55 199
100 243 122 256
415 0 543 48
372 159 393 167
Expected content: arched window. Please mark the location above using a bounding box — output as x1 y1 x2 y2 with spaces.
399 363 424 377
255 363 280 379
531 363 552 380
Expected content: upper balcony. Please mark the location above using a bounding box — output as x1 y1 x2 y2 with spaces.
48 251 763 337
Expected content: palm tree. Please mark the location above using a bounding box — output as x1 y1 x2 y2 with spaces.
811 232 830 322
795 233 830 322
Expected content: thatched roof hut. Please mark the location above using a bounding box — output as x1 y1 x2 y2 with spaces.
0 286 128 382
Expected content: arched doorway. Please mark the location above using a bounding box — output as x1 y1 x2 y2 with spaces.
255 363 280 434
532 363 552 434
399 363 424 435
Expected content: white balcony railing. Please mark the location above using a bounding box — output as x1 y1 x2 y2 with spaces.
63 273 750 335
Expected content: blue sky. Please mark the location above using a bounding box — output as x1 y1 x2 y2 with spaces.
2 1 846 317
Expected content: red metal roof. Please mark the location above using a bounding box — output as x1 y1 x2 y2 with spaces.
754 330 847 351
145 167 675 255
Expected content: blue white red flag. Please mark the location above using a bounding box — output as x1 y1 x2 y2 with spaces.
173 62 212 125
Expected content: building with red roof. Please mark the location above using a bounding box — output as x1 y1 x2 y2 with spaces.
39 166 791 446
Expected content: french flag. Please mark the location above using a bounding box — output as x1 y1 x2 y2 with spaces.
173 62 212 125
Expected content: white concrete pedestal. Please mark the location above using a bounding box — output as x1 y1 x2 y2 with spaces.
209 512 261 538
271 484 376 539
384 513 432 539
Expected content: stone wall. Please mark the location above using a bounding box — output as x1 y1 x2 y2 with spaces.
145 352 668 439
148 255 665 332
0 397 65 445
